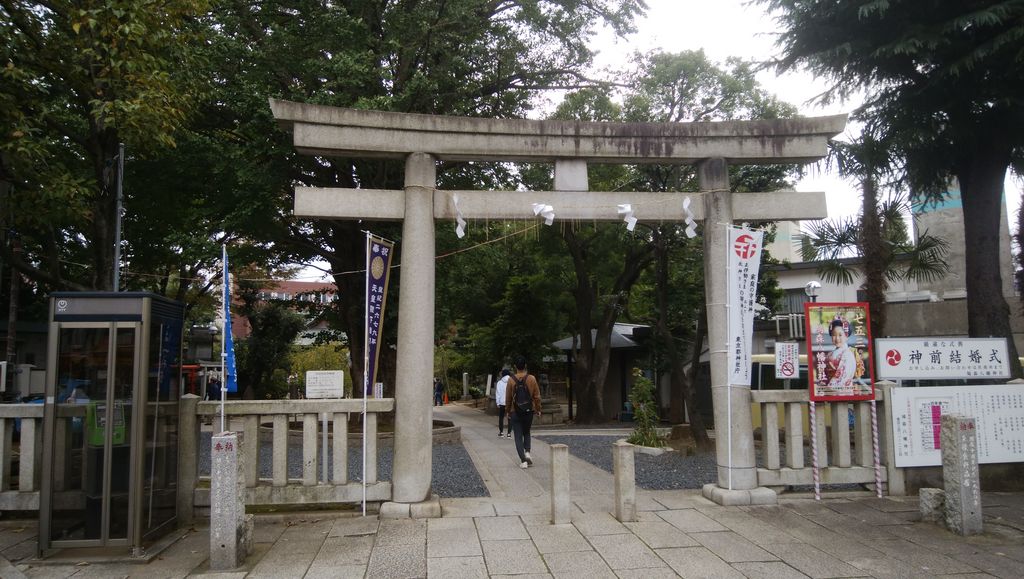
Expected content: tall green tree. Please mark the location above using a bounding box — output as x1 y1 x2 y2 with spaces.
0 0 208 291
761 0 1024 376
197 0 645 392
802 137 950 338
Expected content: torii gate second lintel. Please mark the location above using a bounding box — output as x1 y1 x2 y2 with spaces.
270 100 846 509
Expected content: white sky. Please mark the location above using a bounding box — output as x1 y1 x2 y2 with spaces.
586 0 1022 222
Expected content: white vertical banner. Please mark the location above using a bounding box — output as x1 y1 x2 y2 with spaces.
727 226 764 386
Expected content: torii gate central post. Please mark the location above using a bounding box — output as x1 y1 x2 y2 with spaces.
271 99 846 510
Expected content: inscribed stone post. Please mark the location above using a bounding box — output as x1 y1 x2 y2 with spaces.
210 432 253 569
940 414 982 536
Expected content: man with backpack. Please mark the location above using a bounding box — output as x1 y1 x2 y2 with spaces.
504 356 541 468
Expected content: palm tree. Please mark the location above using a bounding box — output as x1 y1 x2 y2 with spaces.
799 138 950 338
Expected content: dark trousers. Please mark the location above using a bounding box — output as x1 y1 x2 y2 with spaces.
510 411 534 462
434 392 443 406
497 405 509 434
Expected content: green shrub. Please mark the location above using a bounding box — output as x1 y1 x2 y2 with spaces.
626 369 662 448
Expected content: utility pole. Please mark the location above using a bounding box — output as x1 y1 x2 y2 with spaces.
113 143 125 291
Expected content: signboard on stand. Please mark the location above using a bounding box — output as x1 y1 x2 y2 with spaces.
305 370 345 399
804 302 875 401
889 384 1024 467
875 337 1010 381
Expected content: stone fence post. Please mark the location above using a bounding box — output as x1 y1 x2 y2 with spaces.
613 440 636 522
941 414 982 536
177 394 199 526
550 444 570 524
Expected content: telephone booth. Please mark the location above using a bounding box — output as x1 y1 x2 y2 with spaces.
39 292 184 556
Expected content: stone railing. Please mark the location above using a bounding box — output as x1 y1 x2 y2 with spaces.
179 396 394 521
750 387 892 492
0 404 43 510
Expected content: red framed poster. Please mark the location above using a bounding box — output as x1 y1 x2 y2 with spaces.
804 302 875 401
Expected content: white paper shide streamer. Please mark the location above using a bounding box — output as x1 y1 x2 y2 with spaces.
452 193 467 238
682 196 697 238
532 203 555 225
616 203 637 231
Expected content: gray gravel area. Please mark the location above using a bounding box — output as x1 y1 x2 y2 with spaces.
537 435 717 490
538 434 862 491
199 433 488 498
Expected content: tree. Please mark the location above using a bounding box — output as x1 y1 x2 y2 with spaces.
197 0 645 393
0 0 208 291
801 137 950 338
233 271 306 399
761 0 1024 376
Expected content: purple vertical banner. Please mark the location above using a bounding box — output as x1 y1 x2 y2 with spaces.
365 234 395 395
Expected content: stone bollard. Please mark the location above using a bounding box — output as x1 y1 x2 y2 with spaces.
210 432 254 570
550 444 570 524
613 440 637 522
919 488 945 522
940 414 982 536
461 372 472 400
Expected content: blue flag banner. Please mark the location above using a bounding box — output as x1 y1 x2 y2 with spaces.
365 234 394 395
223 246 239 393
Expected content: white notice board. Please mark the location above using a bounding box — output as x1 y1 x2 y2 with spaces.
888 384 1024 467
305 371 345 399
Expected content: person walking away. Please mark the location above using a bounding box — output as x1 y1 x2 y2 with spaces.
494 369 511 437
433 377 444 406
505 356 541 468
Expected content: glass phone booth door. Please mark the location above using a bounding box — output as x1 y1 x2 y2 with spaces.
42 323 139 548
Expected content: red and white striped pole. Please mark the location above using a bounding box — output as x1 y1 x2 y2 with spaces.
871 398 883 498
809 399 821 501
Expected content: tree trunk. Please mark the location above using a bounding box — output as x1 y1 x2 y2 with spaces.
859 174 888 337
956 137 1022 378
685 304 711 450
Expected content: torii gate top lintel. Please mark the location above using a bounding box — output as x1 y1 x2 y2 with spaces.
270 99 846 165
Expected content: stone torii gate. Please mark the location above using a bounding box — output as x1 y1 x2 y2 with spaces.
271 99 846 510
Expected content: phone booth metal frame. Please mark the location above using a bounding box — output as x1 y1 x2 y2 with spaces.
39 292 184 557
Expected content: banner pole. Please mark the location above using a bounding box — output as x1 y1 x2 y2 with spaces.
725 224 733 490
362 232 371 517
221 244 227 434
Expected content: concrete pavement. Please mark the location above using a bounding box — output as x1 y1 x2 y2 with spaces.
3 402 1024 578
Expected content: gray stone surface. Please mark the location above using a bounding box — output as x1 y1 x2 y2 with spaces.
391 151 437 505
428 556 489 578
918 487 945 522
624 521 700 549
731 561 813 579
210 432 252 570
761 543 867 578
691 531 778 563
475 516 529 541
542 550 616 578
656 546 746 579
657 508 728 533
570 511 631 536
428 517 482 558
613 441 637 523
481 538 547 575
587 533 663 570
366 539 426 578
941 414 983 535
524 521 592 554
550 444 571 524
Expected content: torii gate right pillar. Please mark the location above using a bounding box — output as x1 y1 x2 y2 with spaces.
699 158 771 505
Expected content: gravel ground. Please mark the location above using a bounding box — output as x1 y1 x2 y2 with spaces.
537 435 718 490
199 434 488 498
537 434 863 491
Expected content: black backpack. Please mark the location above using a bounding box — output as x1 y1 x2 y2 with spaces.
511 375 532 414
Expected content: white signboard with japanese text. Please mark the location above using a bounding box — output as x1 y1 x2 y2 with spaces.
888 384 1024 467
305 371 345 399
876 338 1010 380
775 342 800 380
727 227 763 386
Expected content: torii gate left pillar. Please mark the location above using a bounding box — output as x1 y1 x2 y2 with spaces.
270 99 846 509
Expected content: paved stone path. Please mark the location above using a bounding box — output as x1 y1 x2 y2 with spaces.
3 403 1024 577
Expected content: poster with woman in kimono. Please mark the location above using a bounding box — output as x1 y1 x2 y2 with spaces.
804 302 875 401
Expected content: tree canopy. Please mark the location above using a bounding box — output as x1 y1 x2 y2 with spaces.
761 0 1024 376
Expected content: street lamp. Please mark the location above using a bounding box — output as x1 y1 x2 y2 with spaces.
804 280 821 303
